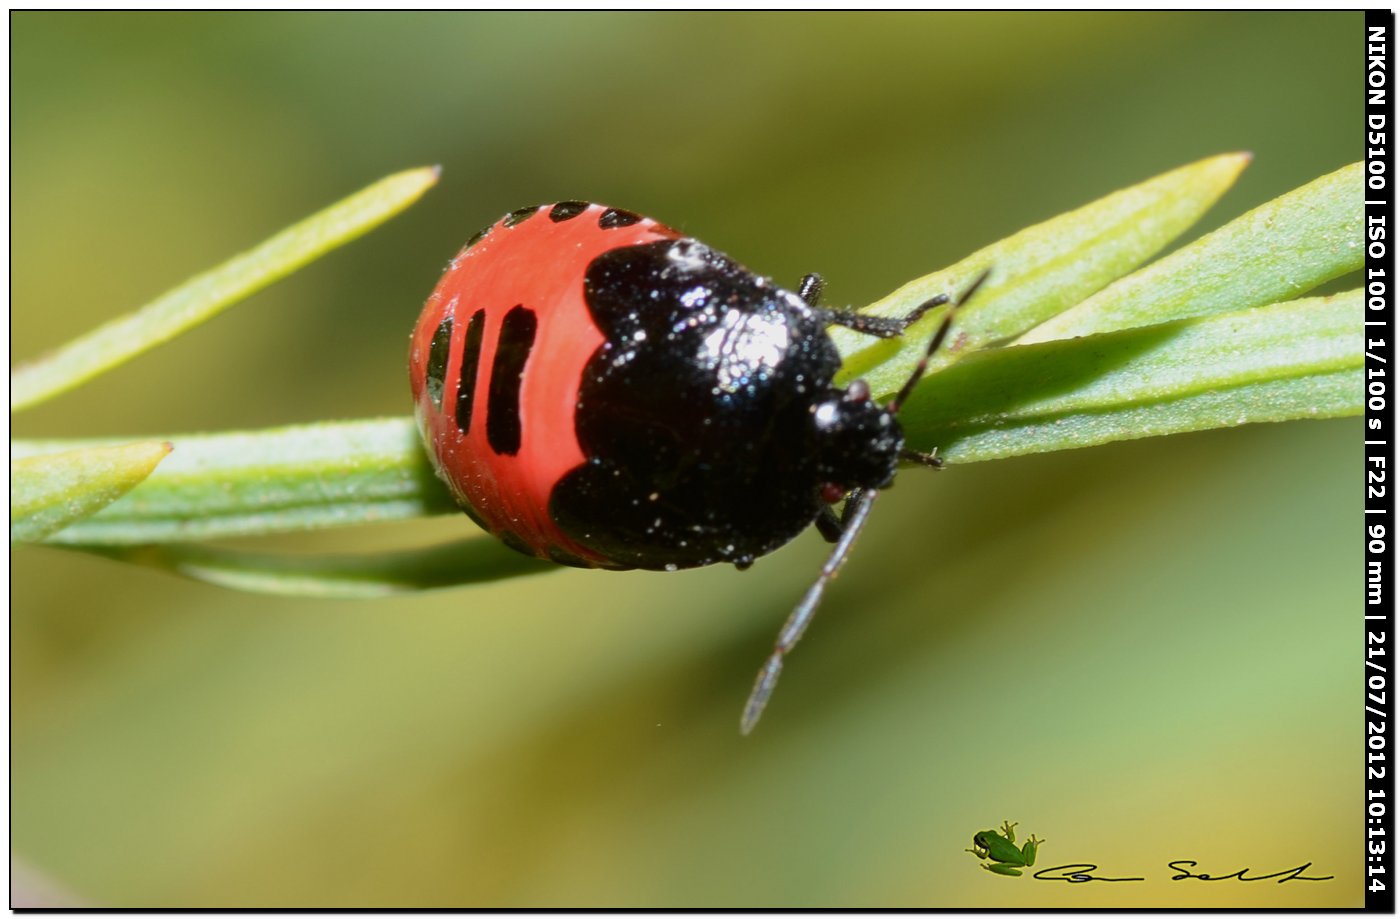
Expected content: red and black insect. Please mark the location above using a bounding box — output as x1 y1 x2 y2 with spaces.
409 201 987 732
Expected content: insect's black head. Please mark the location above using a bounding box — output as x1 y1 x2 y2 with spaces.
809 379 903 495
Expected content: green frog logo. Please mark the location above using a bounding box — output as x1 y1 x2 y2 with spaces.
966 821 1044 877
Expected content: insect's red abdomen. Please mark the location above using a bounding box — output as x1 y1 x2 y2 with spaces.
409 203 680 567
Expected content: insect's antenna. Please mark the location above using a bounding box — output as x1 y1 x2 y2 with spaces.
888 268 992 414
740 487 880 735
740 270 993 735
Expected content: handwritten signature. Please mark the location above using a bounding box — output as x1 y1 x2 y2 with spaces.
1030 861 1334 884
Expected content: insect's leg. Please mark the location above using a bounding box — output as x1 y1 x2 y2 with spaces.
894 292 949 328
814 493 866 542
815 310 905 338
741 487 880 735
797 273 825 306
818 268 991 344
888 269 992 413
815 289 950 338
900 447 943 469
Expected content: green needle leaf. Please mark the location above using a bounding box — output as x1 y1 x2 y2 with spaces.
81 537 552 598
10 166 441 412
12 297 1360 549
8 157 1363 599
1018 162 1363 343
12 418 457 545
833 152 1253 395
900 291 1362 464
11 440 173 543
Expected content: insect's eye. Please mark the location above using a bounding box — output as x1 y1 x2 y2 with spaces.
844 379 871 403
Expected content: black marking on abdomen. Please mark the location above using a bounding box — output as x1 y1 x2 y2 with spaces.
425 315 453 410
549 201 590 222
599 208 641 229
455 309 486 433
459 500 489 531
498 528 534 557
546 544 595 569
504 205 539 227
465 223 493 249
486 305 538 456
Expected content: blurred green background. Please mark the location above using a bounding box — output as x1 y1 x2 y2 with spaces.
12 11 1360 908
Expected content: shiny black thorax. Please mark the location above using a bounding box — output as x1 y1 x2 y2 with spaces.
549 238 903 571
